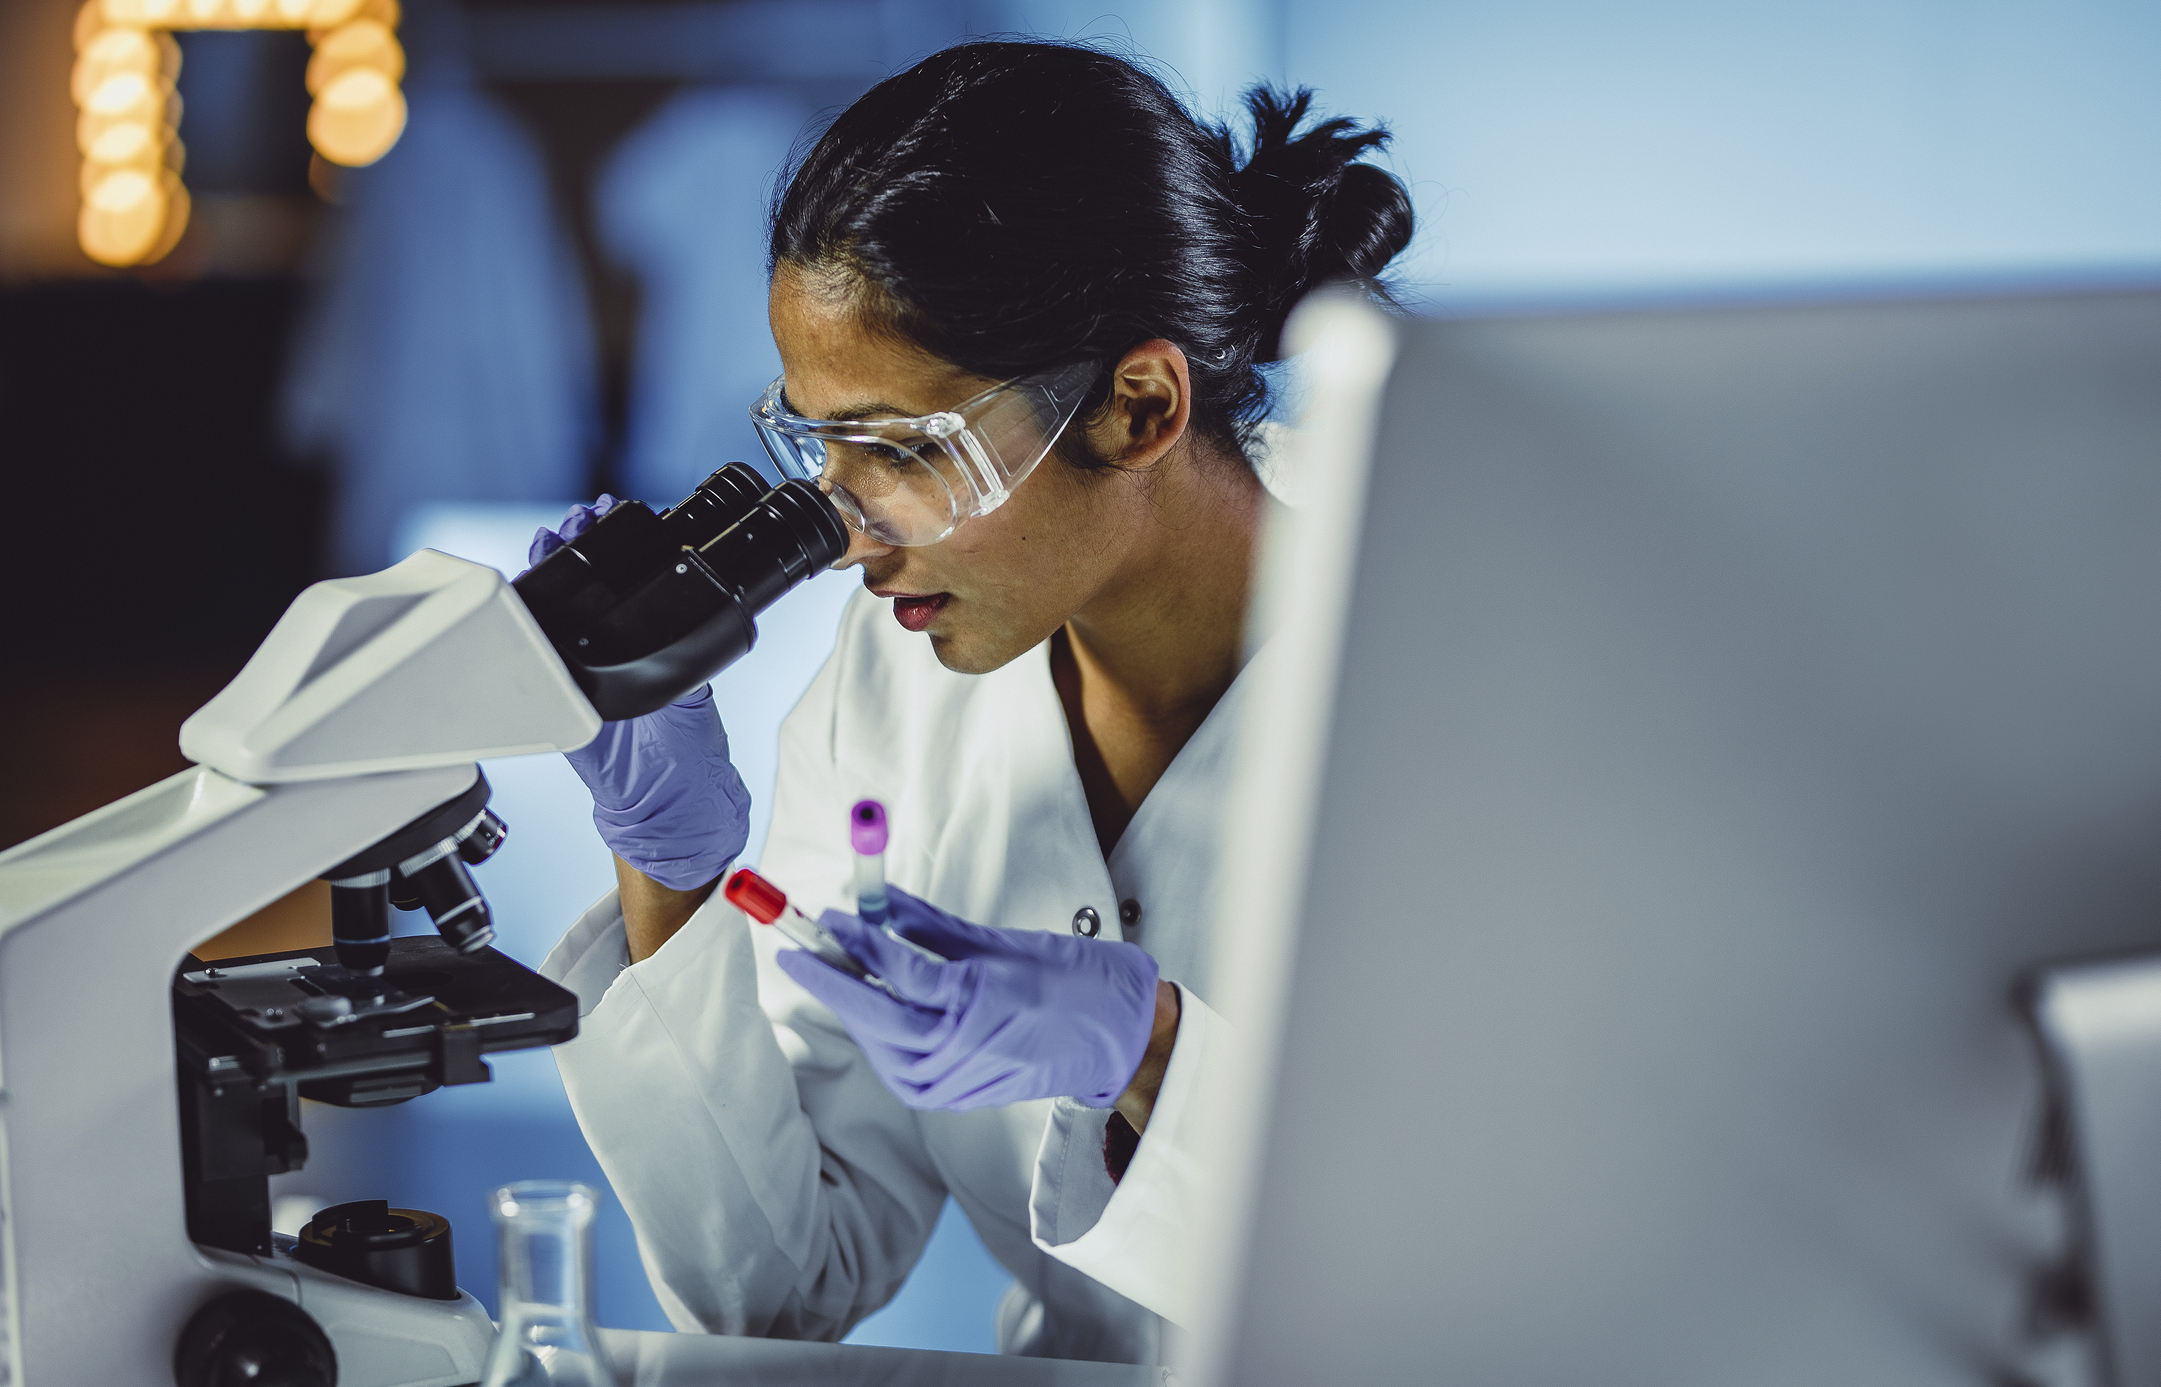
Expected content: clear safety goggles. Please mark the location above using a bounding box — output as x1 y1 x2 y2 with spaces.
750 361 1100 547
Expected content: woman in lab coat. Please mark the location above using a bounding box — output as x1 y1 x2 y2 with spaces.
539 40 1412 1364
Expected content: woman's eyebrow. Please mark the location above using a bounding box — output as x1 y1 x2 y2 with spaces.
780 389 916 423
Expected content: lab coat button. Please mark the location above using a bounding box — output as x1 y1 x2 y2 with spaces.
1071 906 1102 938
1118 899 1141 931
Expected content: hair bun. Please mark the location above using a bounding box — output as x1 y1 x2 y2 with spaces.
1224 86 1414 359
772 43 1410 464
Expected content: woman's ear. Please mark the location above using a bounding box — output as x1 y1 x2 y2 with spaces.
1084 340 1190 470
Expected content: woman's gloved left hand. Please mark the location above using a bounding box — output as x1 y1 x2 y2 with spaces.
775 886 1161 1111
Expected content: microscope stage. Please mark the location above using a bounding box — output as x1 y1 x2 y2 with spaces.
174 937 577 1106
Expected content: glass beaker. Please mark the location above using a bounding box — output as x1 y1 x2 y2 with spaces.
478 1180 612 1387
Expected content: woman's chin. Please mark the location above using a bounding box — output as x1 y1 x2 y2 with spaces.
923 620 1034 676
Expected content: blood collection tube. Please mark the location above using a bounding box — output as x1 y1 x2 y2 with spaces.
850 800 890 927
848 801 945 963
723 868 879 984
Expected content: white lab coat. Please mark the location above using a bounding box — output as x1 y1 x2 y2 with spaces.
542 587 1249 1363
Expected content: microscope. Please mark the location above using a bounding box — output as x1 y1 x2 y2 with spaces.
0 467 846 1386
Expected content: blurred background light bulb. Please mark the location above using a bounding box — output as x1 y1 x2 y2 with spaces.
308 65 405 165
306 0 364 27
86 70 157 117
73 0 395 265
305 19 402 95
88 122 156 164
72 29 157 102
81 141 177 197
88 167 154 211
79 166 167 264
78 98 177 153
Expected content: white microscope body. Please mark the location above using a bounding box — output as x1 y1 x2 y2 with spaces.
0 551 600 1386
0 461 844 1385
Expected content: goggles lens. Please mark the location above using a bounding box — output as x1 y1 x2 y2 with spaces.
751 362 1097 547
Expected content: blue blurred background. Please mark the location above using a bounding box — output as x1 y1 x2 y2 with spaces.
1 0 2157 1356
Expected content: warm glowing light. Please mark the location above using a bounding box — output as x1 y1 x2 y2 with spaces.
89 167 155 212
148 176 192 260
321 65 388 108
71 32 159 106
79 167 168 264
76 0 108 49
86 69 158 116
78 26 155 71
81 135 177 195
100 0 356 27
87 120 156 164
308 65 405 165
74 0 404 264
305 19 402 95
78 98 176 151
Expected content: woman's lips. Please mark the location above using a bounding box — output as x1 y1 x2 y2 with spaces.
881 592 950 632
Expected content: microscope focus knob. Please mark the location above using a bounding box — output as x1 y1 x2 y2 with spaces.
173 1288 335 1387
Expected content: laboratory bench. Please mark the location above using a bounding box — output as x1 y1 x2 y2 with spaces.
596 1329 1172 1384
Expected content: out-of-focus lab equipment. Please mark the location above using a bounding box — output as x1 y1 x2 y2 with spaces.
0 466 844 1384
283 79 598 578
2020 951 2161 1387
1191 288 2161 1387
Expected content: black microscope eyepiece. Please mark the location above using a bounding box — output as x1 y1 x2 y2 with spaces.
514 464 848 720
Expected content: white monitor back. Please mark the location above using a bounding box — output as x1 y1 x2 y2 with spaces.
1205 288 2161 1386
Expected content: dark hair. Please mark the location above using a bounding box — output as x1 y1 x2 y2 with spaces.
769 40 1414 462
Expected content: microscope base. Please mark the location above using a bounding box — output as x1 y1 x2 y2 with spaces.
195 1243 494 1387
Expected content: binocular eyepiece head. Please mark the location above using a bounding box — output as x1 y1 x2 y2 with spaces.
513 463 849 721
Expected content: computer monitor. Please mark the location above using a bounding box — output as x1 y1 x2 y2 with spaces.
1196 287 2161 1386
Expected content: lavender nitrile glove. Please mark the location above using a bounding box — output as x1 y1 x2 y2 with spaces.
532 499 751 892
527 494 620 568
774 887 1160 1111
562 687 749 890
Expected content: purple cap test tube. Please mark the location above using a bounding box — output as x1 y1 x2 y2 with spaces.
850 800 889 925
850 799 888 856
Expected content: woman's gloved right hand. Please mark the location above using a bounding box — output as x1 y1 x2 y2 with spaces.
530 500 752 893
